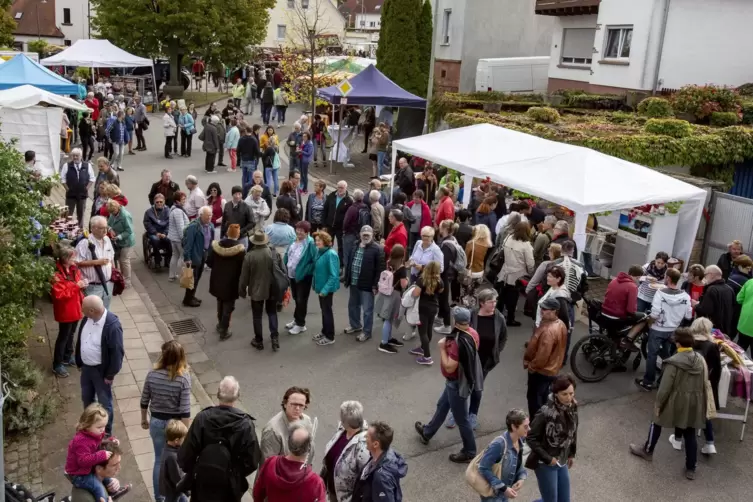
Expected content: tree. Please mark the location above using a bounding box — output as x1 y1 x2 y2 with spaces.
27 39 50 58
0 0 16 48
285 0 336 114
90 0 274 94
416 0 433 98
376 0 425 97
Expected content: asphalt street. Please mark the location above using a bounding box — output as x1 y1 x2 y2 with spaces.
116 103 752 501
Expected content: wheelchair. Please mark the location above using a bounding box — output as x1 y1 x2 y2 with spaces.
142 232 171 270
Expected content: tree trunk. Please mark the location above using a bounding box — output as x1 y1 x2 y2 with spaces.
165 40 185 98
310 45 316 114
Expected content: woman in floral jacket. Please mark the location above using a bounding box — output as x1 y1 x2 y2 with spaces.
321 401 370 502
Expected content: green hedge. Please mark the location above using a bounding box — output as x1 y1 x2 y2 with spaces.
742 102 753 125
644 118 693 138
527 107 560 123
710 111 740 127
637 97 674 118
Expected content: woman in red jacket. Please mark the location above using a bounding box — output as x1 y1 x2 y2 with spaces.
384 209 408 260
51 245 87 378
98 184 129 217
206 182 226 238
406 189 432 252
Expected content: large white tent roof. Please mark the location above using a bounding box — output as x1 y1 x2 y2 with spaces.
0 84 87 110
41 39 152 68
392 123 705 214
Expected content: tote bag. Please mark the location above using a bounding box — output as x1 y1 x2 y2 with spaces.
465 436 505 497
179 264 194 290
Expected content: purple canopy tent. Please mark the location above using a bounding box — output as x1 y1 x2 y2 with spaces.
316 65 426 173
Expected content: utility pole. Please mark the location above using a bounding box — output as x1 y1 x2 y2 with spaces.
422 0 440 135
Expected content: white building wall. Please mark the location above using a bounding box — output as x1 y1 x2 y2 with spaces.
546 14 598 84
56 0 93 45
659 0 753 89
354 12 381 31
433 0 465 62
263 0 346 49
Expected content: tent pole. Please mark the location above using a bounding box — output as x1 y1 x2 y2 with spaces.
334 102 344 174
389 145 397 204
151 63 158 110
573 211 588 259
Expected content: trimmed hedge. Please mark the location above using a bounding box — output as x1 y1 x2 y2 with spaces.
710 111 740 127
644 118 693 138
742 102 753 125
527 107 560 123
637 97 674 118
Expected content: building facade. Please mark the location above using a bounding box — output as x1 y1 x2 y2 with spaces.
538 0 753 93
433 0 555 93
11 0 93 51
264 0 346 50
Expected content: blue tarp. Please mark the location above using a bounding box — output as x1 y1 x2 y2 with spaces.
0 54 78 95
317 65 426 109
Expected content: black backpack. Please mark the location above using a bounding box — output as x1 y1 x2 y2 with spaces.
357 205 372 230
192 439 235 501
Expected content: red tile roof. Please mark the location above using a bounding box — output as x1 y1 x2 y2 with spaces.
10 0 65 38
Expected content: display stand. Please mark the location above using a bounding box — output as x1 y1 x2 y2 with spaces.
716 398 750 441
328 124 353 163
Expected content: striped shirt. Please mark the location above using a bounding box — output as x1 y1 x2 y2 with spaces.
140 369 192 420
75 235 114 284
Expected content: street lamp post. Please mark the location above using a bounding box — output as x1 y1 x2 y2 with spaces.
309 28 316 116
36 0 48 40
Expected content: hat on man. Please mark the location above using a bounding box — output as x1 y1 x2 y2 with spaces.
540 297 561 311
360 225 374 236
227 224 241 240
452 307 471 325
250 230 269 246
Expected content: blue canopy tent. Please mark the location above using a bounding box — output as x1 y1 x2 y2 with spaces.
0 54 78 95
317 64 426 108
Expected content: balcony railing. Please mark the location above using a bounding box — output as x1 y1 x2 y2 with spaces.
535 0 600 16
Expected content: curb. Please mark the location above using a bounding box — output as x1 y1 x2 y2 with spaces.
128 271 216 410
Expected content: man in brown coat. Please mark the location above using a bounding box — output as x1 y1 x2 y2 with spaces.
524 297 568 418
239 230 278 351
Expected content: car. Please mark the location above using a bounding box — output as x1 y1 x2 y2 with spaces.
132 59 190 90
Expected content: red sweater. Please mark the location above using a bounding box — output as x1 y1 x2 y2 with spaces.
602 272 638 318
384 224 408 259
51 262 84 323
435 196 455 227
98 194 129 217
65 430 108 476
208 196 225 227
406 200 432 230
252 456 326 502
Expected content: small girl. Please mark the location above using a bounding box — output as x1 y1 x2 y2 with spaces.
65 404 128 501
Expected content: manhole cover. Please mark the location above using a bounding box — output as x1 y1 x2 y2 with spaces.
167 319 204 336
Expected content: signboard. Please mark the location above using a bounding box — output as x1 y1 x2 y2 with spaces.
337 79 353 97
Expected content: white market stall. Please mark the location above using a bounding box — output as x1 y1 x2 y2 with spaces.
391 124 707 268
0 85 88 178
40 39 158 104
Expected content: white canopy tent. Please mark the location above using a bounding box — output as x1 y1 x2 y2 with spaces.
40 39 153 67
392 124 707 267
0 84 88 110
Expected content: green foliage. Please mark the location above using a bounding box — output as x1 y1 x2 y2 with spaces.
637 97 674 118
562 93 626 109
416 0 433 99
0 0 15 48
710 111 740 127
74 67 91 81
90 0 274 69
377 0 426 97
26 40 49 57
644 118 693 138
737 83 753 96
742 102 753 125
3 357 59 434
527 107 560 124
672 84 742 121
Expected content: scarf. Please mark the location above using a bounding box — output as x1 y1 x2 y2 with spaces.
541 397 577 451
645 260 667 281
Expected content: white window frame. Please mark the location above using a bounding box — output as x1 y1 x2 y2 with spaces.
441 9 451 45
277 24 287 40
560 28 595 67
603 25 633 60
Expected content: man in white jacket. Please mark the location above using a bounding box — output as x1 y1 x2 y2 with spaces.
636 268 692 391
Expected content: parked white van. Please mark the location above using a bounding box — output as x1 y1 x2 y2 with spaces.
475 56 550 93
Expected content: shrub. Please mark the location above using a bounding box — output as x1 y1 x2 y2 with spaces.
637 97 674 118
563 93 626 110
644 118 693 138
740 102 753 125
737 83 753 96
3 357 59 434
672 84 742 121
710 111 740 127
527 107 560 123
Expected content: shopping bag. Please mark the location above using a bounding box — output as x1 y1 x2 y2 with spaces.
179 265 194 290
465 436 504 497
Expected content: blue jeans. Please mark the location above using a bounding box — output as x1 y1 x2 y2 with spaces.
637 297 652 313
313 140 326 161
276 106 287 123
582 252 595 276
300 160 310 192
265 167 279 195
85 283 111 309
382 319 393 344
241 160 255 188
80 365 113 435
534 464 570 502
348 288 375 337
150 417 169 502
72 474 110 501
377 151 387 176
643 328 673 385
261 103 272 124
423 380 477 455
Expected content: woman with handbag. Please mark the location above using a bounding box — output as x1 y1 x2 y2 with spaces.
462 224 493 303
629 328 711 481
375 244 409 355
497 221 534 328
470 408 528 501
526 375 578 502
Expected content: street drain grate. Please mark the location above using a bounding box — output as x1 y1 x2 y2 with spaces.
167 319 204 336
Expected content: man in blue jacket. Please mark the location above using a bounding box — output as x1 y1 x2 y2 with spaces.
75 295 124 436
182 206 214 307
353 421 407 502
143 193 172 269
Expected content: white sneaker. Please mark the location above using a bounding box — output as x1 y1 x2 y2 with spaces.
701 443 717 455
402 328 417 341
289 325 307 335
285 321 295 330
434 325 452 335
668 434 683 451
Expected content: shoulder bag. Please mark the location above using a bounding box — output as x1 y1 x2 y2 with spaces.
465 435 506 497
700 355 717 419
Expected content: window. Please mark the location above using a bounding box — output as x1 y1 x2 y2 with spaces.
301 0 309 8
64 39 72 46
14 12 22 19
441 9 451 45
12 41 23 51
63 8 71 24
287 0 294 7
560 28 595 66
369 21 375 27
360 20 365 27
604 26 632 59
440 69 447 78
277 24 287 40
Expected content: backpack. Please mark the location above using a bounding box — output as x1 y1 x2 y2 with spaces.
378 268 395 296
357 205 372 230
192 439 234 500
442 239 467 272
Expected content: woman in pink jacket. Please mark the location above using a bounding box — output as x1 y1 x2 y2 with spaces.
406 189 432 253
